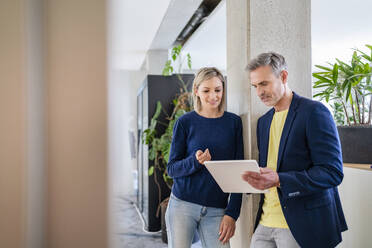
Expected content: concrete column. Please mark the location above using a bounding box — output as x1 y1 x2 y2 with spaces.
226 2 260 247
250 0 312 98
25 0 46 247
1 1 47 247
226 0 311 247
0 0 27 247
1 0 109 247
46 0 108 247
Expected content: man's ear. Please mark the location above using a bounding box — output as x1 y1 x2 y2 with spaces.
281 70 288 84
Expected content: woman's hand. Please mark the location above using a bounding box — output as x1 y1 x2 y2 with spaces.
219 215 236 244
195 149 211 164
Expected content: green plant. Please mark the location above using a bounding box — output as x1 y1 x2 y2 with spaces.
162 44 192 93
142 97 191 188
313 44 372 126
142 45 193 215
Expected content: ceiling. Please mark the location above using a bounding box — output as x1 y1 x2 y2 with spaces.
182 1 226 71
109 0 372 72
109 0 203 70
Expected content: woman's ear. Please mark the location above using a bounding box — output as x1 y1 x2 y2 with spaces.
194 87 199 97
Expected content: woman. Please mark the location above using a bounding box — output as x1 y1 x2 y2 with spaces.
165 67 244 248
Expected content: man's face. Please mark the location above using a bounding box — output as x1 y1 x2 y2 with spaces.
250 65 287 107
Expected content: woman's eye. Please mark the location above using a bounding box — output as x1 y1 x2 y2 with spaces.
203 90 209 93
215 90 221 92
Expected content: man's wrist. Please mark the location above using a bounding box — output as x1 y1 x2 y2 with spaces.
276 174 280 188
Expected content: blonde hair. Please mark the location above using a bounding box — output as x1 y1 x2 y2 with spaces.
192 67 225 112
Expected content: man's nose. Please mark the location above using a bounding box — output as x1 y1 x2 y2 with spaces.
256 87 263 96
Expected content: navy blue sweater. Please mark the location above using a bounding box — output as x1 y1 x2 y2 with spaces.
167 111 243 220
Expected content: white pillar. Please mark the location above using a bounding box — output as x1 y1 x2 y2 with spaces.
226 1 311 247
250 0 312 98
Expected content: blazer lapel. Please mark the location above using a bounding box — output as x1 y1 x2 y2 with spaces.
277 92 300 171
261 109 274 167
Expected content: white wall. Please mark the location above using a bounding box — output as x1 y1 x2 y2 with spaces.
108 69 145 198
338 168 372 247
107 68 145 248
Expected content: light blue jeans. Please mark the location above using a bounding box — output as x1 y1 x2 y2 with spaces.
165 193 230 248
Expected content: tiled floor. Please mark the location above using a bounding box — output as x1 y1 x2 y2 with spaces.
115 195 202 248
115 195 166 248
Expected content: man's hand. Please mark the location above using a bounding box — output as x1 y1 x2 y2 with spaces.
241 167 280 190
219 215 236 244
195 149 211 164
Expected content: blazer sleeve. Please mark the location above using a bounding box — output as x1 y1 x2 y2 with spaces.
256 118 262 166
225 117 243 220
278 103 344 200
167 119 203 178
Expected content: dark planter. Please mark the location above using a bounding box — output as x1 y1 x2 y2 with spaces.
337 126 372 164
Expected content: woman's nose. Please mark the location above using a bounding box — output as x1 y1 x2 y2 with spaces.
210 91 218 98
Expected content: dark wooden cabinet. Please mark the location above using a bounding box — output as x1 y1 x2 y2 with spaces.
136 74 194 231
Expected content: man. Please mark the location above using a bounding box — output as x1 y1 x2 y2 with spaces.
242 52 347 248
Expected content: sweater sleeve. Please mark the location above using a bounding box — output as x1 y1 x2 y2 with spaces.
225 117 243 220
167 119 203 178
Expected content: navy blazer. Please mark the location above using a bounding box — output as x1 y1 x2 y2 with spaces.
255 92 347 248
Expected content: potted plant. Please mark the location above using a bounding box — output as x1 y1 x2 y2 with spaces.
142 45 193 242
312 44 372 164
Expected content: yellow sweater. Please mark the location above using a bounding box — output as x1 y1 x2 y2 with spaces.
259 109 289 229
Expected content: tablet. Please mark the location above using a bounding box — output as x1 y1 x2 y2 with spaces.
204 160 268 193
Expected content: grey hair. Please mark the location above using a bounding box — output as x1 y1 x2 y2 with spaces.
247 52 287 76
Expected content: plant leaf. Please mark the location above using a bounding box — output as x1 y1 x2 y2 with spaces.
187 53 192 70
149 166 154 176
153 101 162 119
312 73 333 83
315 64 332 71
162 60 173 76
332 63 339 83
345 83 352 103
313 92 325 98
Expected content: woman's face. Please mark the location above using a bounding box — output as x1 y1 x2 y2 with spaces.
195 76 223 111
